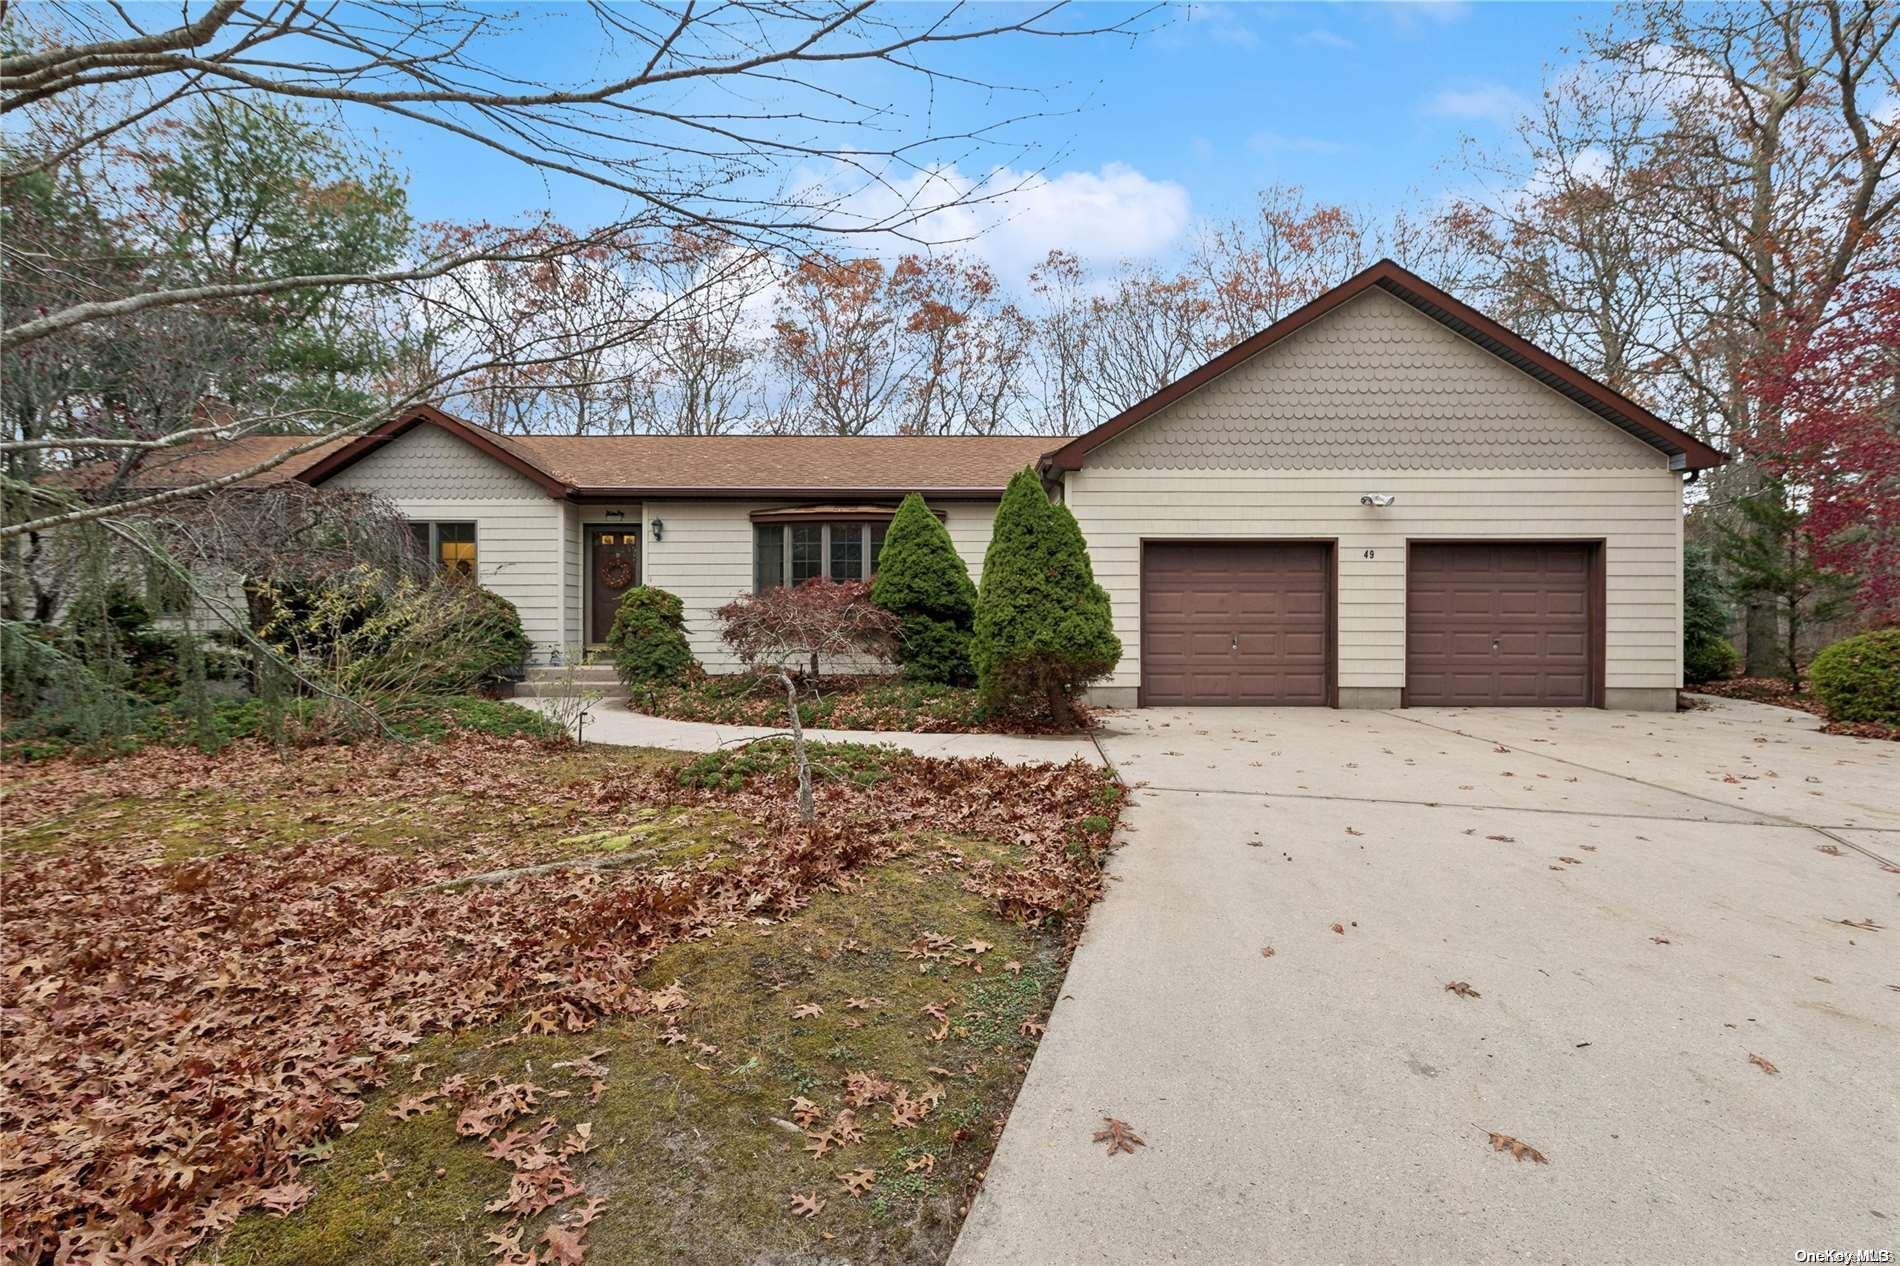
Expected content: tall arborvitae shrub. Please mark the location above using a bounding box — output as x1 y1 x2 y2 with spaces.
971 469 1121 724
870 493 977 684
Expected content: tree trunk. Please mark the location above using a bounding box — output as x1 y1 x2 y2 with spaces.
777 669 814 822
1744 597 1781 678
1044 674 1072 729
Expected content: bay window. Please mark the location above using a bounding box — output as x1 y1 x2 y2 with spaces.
753 519 889 591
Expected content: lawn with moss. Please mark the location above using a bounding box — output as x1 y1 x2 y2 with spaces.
0 729 1120 1265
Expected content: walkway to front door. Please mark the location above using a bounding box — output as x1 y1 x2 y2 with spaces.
587 526 640 643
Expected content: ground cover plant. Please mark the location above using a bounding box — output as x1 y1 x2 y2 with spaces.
633 672 1098 734
0 730 1122 1264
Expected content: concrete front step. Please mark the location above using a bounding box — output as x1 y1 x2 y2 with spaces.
514 680 627 701
523 665 620 684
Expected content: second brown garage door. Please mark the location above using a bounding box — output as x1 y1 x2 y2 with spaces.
1406 542 1596 706
1141 542 1331 705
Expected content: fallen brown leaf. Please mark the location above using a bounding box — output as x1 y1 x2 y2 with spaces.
1091 1117 1145 1156
1482 1130 1548 1164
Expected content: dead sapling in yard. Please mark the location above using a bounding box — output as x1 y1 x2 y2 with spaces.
716 580 900 821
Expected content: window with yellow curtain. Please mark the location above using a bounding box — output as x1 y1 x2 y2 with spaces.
436 523 476 578
407 521 477 579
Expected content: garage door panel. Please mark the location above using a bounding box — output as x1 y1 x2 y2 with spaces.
1142 542 1331 706
1407 543 1595 707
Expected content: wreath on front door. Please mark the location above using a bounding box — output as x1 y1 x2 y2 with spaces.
598 554 636 590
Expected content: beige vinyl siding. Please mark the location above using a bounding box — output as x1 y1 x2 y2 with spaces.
1066 289 1685 704
1069 470 1682 696
641 497 1001 674
561 504 583 656
324 425 568 656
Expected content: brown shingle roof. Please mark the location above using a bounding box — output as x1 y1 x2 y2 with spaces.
296 406 1055 496
512 433 1054 494
52 409 1057 499
48 435 354 491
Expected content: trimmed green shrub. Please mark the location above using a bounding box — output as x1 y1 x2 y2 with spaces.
1684 634 1739 686
1808 628 1900 725
1682 543 1736 684
435 585 530 692
608 585 695 688
971 469 1121 724
259 569 529 698
871 493 977 684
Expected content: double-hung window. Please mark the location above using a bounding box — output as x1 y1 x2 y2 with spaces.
408 521 478 579
753 520 889 592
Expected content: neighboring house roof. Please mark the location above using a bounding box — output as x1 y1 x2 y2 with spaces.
1040 258 1729 474
298 404 1056 498
47 434 354 492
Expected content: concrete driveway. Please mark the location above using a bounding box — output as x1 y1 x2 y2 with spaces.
953 698 1898 1265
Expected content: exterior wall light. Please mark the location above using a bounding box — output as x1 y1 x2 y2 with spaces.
1359 494 1396 507
649 517 665 542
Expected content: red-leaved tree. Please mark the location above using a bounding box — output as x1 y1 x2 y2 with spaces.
1743 281 1900 625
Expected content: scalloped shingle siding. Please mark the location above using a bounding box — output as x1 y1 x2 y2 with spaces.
1093 288 1657 470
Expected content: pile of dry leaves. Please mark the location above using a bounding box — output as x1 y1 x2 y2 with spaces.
1686 678 1899 740
0 735 1117 1264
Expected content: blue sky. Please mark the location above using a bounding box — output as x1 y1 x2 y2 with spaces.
376 2 1605 283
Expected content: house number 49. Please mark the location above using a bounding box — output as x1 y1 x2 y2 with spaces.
1362 549 1376 559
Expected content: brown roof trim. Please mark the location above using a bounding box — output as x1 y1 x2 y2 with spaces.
1039 258 1729 474
750 502 951 523
298 403 574 497
572 486 1005 501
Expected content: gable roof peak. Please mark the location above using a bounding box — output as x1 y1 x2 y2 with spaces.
1041 257 1727 473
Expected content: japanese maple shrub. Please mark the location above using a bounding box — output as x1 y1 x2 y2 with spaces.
971 469 1121 726
1808 628 1900 726
717 579 898 818
870 493 978 685
717 579 899 678
608 586 695 691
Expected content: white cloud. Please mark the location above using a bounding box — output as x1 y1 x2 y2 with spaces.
800 161 1192 284
1383 0 1472 29
1297 28 1357 51
1424 83 1530 126
1184 2 1260 48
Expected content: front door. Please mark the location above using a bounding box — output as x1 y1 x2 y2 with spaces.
589 526 641 643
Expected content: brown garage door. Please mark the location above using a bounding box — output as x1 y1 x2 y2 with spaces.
1406 543 1594 706
1141 542 1331 705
